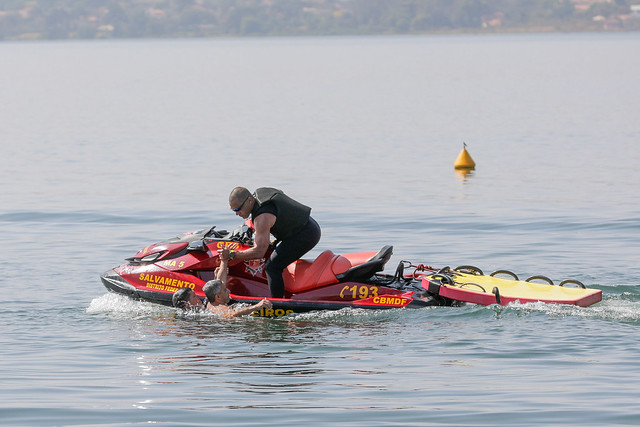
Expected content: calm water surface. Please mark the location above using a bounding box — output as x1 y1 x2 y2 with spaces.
1 33 640 426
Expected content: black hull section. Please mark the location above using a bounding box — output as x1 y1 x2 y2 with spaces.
232 294 446 317
101 269 174 306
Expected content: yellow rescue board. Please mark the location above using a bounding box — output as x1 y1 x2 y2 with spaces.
424 272 602 307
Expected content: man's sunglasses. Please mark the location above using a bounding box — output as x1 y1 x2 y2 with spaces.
232 196 250 212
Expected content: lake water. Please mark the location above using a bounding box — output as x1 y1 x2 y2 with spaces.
1 33 640 426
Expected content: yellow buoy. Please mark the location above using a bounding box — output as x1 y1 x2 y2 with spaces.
454 142 476 170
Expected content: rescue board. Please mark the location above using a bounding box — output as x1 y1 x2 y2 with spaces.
422 269 602 307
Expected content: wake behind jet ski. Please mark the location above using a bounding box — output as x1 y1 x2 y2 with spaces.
100 224 602 316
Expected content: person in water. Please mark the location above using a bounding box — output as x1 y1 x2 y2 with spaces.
202 279 272 317
172 255 272 317
225 187 321 298
172 286 203 310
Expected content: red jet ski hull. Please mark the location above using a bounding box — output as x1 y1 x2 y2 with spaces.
99 225 454 315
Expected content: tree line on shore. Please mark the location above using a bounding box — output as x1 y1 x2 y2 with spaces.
0 0 636 40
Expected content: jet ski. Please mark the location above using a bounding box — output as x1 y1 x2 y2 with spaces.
100 224 602 316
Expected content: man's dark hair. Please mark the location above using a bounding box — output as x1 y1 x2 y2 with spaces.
229 186 252 204
172 287 193 309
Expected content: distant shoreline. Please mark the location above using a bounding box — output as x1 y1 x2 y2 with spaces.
3 0 639 42
3 26 638 43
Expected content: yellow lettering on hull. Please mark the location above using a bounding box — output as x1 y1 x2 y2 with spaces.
138 273 196 293
339 285 379 299
161 260 186 269
372 296 409 306
251 308 294 317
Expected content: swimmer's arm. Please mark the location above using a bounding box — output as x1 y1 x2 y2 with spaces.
230 298 272 317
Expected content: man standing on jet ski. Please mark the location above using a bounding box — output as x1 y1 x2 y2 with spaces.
224 187 321 298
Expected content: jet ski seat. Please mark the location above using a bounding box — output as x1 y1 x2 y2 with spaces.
336 245 393 282
284 246 393 293
284 250 342 293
